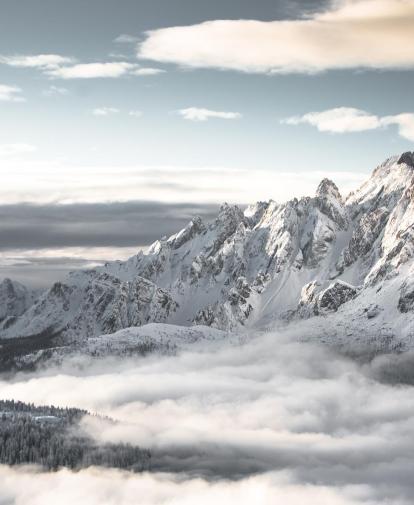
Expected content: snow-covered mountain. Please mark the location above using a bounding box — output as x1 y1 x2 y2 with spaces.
1 152 414 349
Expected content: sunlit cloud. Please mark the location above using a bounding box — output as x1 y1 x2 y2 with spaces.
138 0 414 74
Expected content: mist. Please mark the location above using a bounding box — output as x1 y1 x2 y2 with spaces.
0 329 413 504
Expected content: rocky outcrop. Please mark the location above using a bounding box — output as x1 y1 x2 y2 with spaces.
316 281 357 313
398 277 414 313
315 178 348 230
0 279 38 322
337 207 390 270
297 280 357 315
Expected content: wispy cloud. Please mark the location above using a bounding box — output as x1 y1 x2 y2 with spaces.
132 67 165 76
0 54 74 70
0 143 36 156
0 84 25 102
177 107 242 122
114 34 139 44
138 0 414 74
92 107 120 116
283 107 414 141
0 53 165 80
47 62 137 79
42 85 69 96
129 110 143 117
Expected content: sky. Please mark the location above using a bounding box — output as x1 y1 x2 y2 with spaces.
1 0 414 286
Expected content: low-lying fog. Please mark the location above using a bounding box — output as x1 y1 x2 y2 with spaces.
1 329 414 505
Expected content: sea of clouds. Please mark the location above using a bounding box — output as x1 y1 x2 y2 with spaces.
0 329 414 504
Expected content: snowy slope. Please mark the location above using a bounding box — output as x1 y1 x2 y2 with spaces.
1 151 414 348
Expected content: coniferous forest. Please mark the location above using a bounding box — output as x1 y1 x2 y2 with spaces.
0 400 151 471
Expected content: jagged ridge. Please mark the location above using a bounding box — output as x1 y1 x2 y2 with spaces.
1 152 414 347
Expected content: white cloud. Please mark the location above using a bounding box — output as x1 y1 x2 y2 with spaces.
283 108 382 133
0 84 25 102
132 67 166 76
47 62 137 79
129 110 143 117
42 85 69 96
0 53 165 80
283 107 414 141
114 34 139 44
0 143 36 156
0 54 74 70
177 107 242 121
92 107 120 116
381 113 414 142
138 0 414 74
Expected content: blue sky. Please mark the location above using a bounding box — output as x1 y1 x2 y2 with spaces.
0 0 413 284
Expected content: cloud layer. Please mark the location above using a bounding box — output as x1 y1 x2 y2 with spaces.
138 0 414 74
283 107 414 141
1 329 414 503
0 200 219 251
0 162 366 205
0 466 390 505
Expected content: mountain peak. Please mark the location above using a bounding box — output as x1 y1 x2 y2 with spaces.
316 178 342 201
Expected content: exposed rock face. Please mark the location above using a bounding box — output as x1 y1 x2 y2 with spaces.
297 279 357 315
0 279 38 322
338 207 390 270
398 278 414 313
297 281 321 317
316 281 357 313
2 152 414 342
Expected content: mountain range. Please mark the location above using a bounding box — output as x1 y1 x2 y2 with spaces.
1 152 414 358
